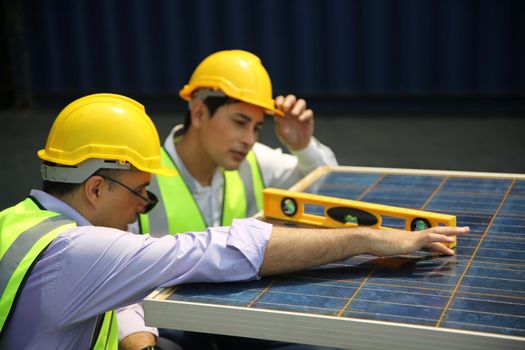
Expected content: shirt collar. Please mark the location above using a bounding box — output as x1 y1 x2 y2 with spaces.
164 124 223 192
29 189 92 226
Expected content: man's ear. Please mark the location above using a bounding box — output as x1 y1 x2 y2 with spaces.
83 176 105 209
190 100 207 128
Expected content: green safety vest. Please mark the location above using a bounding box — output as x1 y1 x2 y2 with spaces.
0 197 118 350
139 147 264 235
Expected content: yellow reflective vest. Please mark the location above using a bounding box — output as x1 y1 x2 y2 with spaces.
0 197 118 349
139 147 264 235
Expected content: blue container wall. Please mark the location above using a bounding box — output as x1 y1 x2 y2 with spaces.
20 0 525 107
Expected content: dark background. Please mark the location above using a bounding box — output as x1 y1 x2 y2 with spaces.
1 0 524 209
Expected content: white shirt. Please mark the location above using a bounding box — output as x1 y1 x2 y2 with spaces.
163 124 338 226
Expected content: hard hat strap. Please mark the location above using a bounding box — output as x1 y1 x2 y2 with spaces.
41 158 131 184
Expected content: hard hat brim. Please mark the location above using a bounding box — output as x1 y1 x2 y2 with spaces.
150 167 179 177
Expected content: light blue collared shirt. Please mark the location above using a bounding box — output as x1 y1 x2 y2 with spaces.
1 190 271 349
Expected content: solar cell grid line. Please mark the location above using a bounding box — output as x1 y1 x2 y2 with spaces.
143 166 525 350
247 279 277 308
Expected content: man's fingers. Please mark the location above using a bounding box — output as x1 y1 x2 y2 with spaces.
275 95 311 120
425 242 455 256
291 99 307 115
428 226 470 236
298 109 314 122
278 94 297 112
427 233 456 244
421 227 469 256
275 95 285 107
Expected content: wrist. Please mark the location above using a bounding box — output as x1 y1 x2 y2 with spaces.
288 137 316 154
288 139 312 152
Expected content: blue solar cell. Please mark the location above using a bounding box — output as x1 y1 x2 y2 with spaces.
270 279 358 298
306 188 363 199
481 237 525 251
256 290 350 314
305 172 381 198
322 172 382 186
427 192 505 213
440 178 513 194
490 216 525 238
456 213 493 225
465 265 525 281
457 284 525 299
379 216 405 228
492 215 525 226
346 298 444 321
474 247 525 261
500 195 525 216
363 189 432 208
377 174 444 190
344 309 438 326
168 280 272 306
510 180 525 196
459 274 525 295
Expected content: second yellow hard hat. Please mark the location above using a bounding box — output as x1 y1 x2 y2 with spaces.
179 50 284 117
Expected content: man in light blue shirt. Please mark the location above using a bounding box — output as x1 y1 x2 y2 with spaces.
0 93 468 349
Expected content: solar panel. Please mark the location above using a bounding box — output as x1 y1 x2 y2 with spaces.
143 166 525 350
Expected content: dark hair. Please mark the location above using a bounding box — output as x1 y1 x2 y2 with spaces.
42 167 124 197
42 181 82 197
182 96 238 131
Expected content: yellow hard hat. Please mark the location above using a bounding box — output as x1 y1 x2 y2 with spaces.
38 93 178 181
179 50 284 117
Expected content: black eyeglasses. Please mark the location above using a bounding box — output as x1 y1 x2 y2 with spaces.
97 174 158 214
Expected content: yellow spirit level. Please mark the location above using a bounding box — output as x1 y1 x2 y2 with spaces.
263 188 457 249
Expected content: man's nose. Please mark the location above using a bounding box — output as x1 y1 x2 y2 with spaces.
240 128 257 146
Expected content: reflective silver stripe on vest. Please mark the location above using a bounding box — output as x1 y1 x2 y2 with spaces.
238 160 259 217
145 175 169 237
0 215 71 298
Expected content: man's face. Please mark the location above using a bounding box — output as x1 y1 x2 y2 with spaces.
95 170 152 230
199 102 265 170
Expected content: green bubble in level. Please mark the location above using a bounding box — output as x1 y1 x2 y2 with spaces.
414 220 429 231
345 214 358 224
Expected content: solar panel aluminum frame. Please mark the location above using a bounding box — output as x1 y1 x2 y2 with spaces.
143 166 525 349
143 288 524 350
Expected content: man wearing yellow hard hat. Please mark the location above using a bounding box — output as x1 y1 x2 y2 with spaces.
125 50 340 348
0 93 468 349
136 50 338 236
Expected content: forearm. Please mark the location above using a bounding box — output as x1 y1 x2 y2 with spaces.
259 226 370 276
259 225 467 276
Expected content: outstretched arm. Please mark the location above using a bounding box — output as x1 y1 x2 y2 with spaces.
259 225 469 276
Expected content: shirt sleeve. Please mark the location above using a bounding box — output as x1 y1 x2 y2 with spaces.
46 218 271 327
116 303 158 342
254 138 338 189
